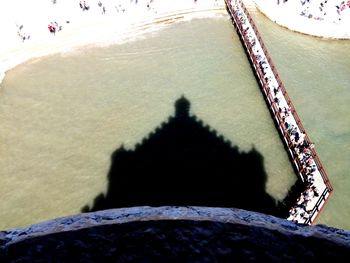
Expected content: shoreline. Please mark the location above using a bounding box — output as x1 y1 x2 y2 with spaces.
1 0 349 87
0 0 226 86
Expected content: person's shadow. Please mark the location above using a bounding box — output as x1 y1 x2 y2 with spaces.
82 96 303 217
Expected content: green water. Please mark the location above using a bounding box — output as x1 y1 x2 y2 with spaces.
0 13 349 229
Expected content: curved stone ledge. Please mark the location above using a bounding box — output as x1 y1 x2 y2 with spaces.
1 207 350 262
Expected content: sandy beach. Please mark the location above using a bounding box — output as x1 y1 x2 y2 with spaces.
254 0 350 40
0 0 226 85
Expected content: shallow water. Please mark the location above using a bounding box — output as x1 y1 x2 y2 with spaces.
0 13 349 229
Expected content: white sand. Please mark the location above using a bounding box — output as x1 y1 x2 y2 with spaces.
0 0 226 84
253 0 350 39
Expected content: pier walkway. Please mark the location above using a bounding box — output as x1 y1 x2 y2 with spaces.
225 0 333 224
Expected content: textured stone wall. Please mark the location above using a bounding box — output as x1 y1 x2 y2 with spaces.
1 207 350 262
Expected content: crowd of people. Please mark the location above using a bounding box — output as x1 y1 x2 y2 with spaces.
15 0 155 42
231 0 329 224
77 0 157 14
14 0 146 40
14 0 224 43
279 0 350 23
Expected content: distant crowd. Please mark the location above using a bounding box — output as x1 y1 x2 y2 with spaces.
15 0 161 42
15 0 225 43
279 0 350 23
232 0 330 224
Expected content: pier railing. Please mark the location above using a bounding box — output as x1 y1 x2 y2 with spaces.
239 2 333 191
305 187 330 224
224 0 333 224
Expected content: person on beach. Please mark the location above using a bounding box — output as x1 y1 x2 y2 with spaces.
48 24 56 35
80 1 90 11
16 24 30 42
98 1 106 14
48 22 61 35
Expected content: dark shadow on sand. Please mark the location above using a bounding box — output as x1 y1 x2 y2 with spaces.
83 96 297 217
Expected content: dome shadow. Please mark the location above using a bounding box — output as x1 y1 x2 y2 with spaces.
83 96 298 217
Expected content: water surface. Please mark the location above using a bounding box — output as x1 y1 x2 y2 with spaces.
1 13 349 229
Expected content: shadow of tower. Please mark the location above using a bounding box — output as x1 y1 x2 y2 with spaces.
83 96 282 216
